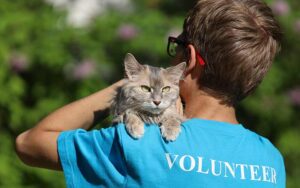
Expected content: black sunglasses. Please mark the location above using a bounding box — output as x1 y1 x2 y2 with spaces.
167 36 206 66
167 36 187 57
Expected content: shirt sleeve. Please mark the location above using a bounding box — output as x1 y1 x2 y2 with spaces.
277 154 286 188
57 125 127 188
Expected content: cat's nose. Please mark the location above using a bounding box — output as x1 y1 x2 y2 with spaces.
153 100 161 106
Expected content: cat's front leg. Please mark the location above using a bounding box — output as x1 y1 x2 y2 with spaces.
160 118 181 141
124 111 145 139
160 115 182 142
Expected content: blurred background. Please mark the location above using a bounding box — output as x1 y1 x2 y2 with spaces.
0 0 299 187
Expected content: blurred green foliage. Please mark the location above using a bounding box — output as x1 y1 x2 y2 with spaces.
0 0 299 187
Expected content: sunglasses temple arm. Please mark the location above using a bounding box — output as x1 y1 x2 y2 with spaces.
196 52 205 66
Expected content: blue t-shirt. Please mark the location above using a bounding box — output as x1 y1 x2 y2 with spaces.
57 118 286 188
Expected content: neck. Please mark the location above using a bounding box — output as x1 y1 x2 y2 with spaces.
183 91 239 125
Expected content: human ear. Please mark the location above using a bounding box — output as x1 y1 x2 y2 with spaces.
184 45 197 75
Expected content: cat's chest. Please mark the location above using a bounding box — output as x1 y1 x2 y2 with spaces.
138 113 163 124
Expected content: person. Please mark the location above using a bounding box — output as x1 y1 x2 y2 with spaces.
15 0 286 187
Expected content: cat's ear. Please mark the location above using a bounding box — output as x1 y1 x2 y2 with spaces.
124 53 144 80
165 62 186 83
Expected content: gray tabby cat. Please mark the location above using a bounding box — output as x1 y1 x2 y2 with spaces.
111 53 186 141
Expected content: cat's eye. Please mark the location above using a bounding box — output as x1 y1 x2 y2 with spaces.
141 85 151 92
162 86 171 93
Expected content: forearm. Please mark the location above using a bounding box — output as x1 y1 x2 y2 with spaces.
33 79 124 132
15 80 124 169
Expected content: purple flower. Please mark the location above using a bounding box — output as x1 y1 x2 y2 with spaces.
294 20 300 33
117 24 138 40
9 53 29 73
287 87 300 106
71 60 96 80
271 0 290 16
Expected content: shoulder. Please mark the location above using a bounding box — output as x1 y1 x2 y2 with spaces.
57 125 128 187
246 130 279 151
115 123 162 143
244 129 284 164
57 125 124 154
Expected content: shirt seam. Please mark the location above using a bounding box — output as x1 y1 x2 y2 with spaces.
65 131 76 188
117 125 129 188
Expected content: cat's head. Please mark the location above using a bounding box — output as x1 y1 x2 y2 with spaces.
123 53 186 114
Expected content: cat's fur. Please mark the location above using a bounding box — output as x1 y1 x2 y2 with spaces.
111 53 186 141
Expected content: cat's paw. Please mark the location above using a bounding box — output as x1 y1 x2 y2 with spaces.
125 114 145 139
160 118 181 141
